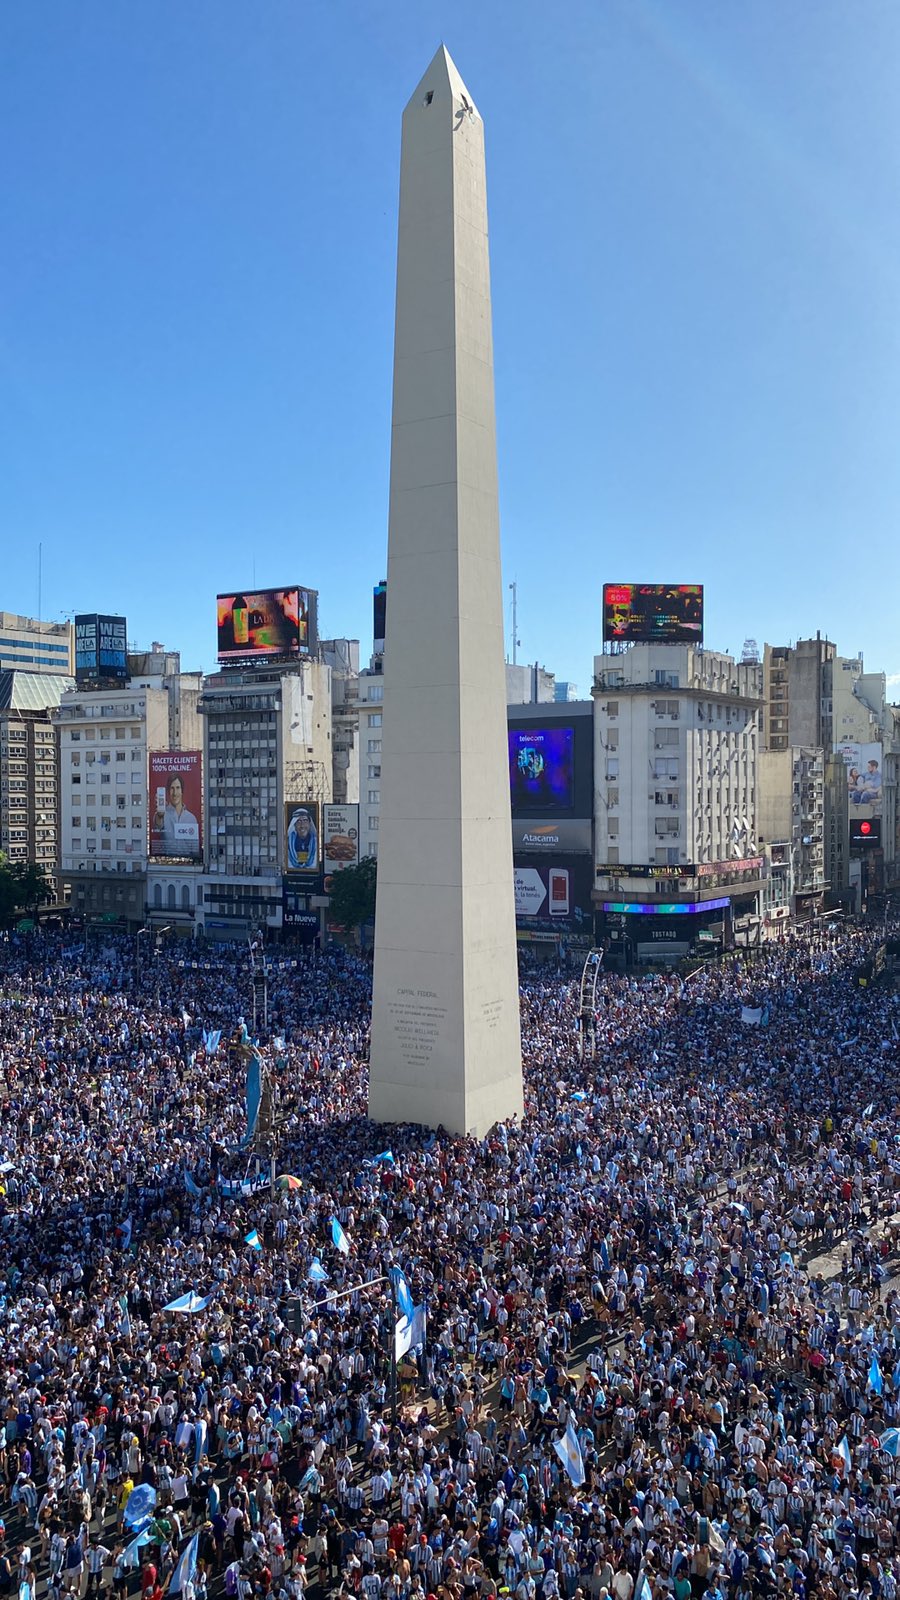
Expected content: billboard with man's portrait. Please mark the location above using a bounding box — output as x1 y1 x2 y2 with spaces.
149 752 203 859
284 801 320 875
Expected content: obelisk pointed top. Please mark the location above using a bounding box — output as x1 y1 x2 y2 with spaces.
404 43 479 119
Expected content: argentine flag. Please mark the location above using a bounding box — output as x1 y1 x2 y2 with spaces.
869 1354 884 1395
244 1229 263 1251
390 1266 414 1321
308 1260 329 1283
553 1419 585 1487
168 1533 199 1596
331 1217 351 1255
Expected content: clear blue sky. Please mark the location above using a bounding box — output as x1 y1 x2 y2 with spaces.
2 1 898 690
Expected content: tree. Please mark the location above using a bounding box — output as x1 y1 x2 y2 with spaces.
11 861 53 919
327 854 377 943
0 852 15 928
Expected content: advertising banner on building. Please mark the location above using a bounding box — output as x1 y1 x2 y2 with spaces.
322 804 360 884
75 614 128 682
513 855 593 932
216 588 316 662
508 727 575 812
284 801 320 875
602 584 703 645
512 818 592 854
835 742 883 820
149 752 202 859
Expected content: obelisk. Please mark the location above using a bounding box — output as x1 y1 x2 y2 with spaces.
368 45 524 1138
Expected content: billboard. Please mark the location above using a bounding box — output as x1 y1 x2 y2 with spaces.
216 588 315 662
74 614 127 682
512 818 592 853
602 584 704 644
373 581 386 650
513 855 593 931
149 752 203 859
509 727 575 813
835 741 883 820
322 804 360 887
284 801 320 875
851 818 880 847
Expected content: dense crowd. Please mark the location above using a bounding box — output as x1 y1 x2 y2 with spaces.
1 915 899 1600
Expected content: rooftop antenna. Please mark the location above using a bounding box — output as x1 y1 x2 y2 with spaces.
509 580 519 666
37 541 42 622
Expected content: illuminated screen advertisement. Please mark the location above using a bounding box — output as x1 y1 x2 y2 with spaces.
149 752 202 859
322 803 360 888
835 741 883 821
602 584 704 644
508 727 574 813
284 801 320 875
216 588 314 662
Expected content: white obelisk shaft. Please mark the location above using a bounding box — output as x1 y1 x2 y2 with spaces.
368 45 524 1137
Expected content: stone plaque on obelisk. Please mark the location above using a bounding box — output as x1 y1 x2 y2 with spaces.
368 46 524 1138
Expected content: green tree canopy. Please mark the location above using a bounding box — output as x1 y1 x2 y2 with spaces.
327 853 377 934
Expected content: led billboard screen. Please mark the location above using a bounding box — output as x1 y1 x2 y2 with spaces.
216 588 314 662
149 752 203 859
284 801 320 875
602 584 704 644
508 727 574 813
851 818 880 847
74 614 128 682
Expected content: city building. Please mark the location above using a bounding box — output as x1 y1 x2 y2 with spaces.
763 635 835 751
593 644 764 963
320 638 361 805
197 658 333 939
357 664 383 862
0 669 72 897
554 680 579 703
506 662 556 704
758 746 827 919
0 612 73 676
55 649 203 929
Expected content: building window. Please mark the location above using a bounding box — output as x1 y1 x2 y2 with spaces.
367 712 382 727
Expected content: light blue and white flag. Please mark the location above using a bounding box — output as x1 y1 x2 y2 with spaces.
571 1091 587 1103
175 1420 193 1450
119 1295 131 1340
870 1354 884 1395
879 1427 900 1458
308 1259 329 1283
741 1006 763 1026
373 1150 395 1165
184 1171 203 1197
835 1435 852 1474
272 1036 286 1054
634 1578 652 1600
553 1419 585 1487
119 1216 133 1251
244 1229 262 1251
395 1302 427 1360
194 1419 208 1465
203 1029 222 1056
168 1532 199 1596
237 1048 262 1151
600 1238 610 1271
390 1266 414 1321
122 1528 153 1569
163 1290 214 1315
863 1101 875 1118
331 1217 351 1255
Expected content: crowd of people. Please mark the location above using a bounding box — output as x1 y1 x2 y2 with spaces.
0 914 899 1600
